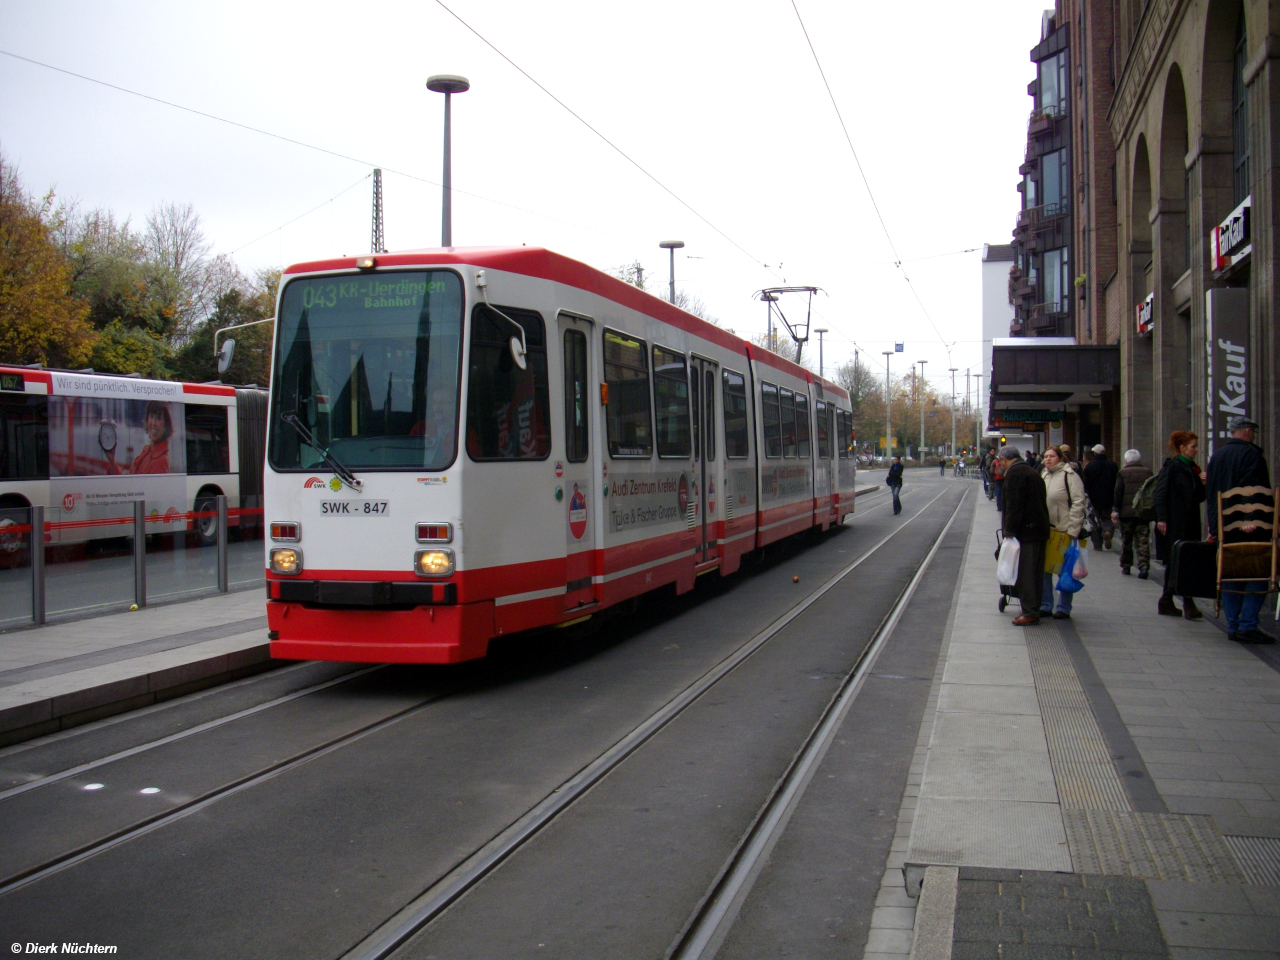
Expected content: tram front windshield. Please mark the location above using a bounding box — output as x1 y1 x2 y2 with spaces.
269 271 464 472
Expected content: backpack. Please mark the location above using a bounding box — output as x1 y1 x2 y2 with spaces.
1133 473 1159 522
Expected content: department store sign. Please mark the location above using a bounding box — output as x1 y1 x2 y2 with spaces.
1205 287 1250 455
1135 293 1153 336
1211 196 1251 272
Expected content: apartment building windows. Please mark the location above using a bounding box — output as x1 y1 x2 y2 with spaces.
1043 247 1069 312
1039 50 1068 116
1042 149 1068 215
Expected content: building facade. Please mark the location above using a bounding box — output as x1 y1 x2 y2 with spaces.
999 0 1275 471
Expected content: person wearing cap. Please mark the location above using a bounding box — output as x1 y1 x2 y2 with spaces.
1111 449 1153 577
999 445 1051 625
1083 443 1119 551
1206 416 1274 643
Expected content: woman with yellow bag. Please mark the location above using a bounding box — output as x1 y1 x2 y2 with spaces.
1040 445 1087 618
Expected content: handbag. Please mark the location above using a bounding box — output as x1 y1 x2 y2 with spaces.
997 536 1021 586
1057 540 1085 593
1044 529 1073 574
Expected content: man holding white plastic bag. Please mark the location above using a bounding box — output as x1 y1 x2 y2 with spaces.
999 446 1051 625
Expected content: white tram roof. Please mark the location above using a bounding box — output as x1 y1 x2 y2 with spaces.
282 246 850 403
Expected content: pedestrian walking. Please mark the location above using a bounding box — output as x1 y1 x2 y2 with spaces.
999 445 1050 625
982 447 996 499
887 455 904 515
939 456 947 477
1059 444 1081 472
1154 430 1206 619
1083 444 1119 551
1040 446 1086 619
1111 449 1153 578
1206 415 1274 644
992 452 1007 511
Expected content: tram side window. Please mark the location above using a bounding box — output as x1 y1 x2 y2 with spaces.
795 393 811 458
837 409 851 458
185 404 230 474
723 370 749 459
780 388 797 458
563 329 588 463
653 346 691 459
467 305 551 461
828 404 837 459
604 330 653 458
761 381 781 458
0 395 49 480
816 400 830 459
703 368 716 461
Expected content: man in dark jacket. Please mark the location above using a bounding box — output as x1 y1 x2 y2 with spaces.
1206 416 1273 643
887 456 904 515
999 446 1051 624
1083 444 1120 550
1111 449 1153 577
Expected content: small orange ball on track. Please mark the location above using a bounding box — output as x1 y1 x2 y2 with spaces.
793 576 800 583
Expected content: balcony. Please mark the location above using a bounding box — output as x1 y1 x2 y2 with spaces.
1029 301 1071 335
1027 103 1067 137
1013 278 1037 300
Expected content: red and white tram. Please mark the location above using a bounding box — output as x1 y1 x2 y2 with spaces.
264 248 857 663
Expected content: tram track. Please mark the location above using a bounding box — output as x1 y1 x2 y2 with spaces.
0 478 957 953
341 484 959 960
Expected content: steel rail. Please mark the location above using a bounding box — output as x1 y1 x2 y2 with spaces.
668 486 969 960
341 485 957 960
0 665 384 803
0 681 466 896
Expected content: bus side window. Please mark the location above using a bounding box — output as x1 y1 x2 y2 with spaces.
467 304 551 461
185 404 230 474
722 370 749 459
0 394 49 480
563 329 589 463
603 330 653 458
761 381 781 459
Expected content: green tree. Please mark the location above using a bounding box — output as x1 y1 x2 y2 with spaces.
0 155 95 367
170 268 279 386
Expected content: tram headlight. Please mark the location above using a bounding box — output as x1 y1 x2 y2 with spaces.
270 547 303 575
415 548 454 578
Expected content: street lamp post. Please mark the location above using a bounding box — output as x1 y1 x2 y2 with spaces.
814 328 829 377
426 74 470 247
659 240 684 304
918 360 927 459
949 367 958 458
974 373 983 452
883 351 893 462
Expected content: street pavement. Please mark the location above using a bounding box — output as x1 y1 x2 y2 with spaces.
864 477 1280 960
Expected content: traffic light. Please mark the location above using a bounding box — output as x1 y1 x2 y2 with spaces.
999 435 1007 445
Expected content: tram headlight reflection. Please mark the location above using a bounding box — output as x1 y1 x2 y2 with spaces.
415 549 455 577
270 547 303 575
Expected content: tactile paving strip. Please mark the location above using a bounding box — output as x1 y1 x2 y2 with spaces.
1024 629 1132 811
1064 810 1246 883
1223 835 1280 885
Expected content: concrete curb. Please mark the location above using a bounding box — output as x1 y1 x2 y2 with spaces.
0 642 275 747
908 865 958 960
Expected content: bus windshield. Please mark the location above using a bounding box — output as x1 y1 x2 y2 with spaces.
269 270 464 473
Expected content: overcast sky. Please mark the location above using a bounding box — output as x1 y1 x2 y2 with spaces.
2 0 1049 401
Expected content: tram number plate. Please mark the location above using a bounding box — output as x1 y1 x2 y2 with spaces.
319 499 390 517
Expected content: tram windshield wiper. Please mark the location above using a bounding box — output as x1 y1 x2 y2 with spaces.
281 412 363 491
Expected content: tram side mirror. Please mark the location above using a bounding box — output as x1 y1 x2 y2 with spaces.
509 337 527 371
217 339 236 377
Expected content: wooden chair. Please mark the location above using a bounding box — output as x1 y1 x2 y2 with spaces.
1216 486 1279 616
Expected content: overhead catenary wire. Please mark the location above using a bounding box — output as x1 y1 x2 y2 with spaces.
787 1 950 348
228 173 371 256
0 48 634 245
431 0 780 282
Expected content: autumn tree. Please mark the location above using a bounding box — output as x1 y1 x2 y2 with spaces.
0 155 95 367
171 268 279 386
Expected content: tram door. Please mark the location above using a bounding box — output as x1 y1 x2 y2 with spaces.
559 314 598 611
689 356 719 564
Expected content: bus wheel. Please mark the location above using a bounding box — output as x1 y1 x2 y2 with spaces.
194 491 221 547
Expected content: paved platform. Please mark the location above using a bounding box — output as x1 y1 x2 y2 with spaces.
0 590 270 746
864 480 1280 960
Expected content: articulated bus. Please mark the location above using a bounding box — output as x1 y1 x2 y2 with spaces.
264 247 857 664
0 366 267 557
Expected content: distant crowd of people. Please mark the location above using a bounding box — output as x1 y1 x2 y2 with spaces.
976 416 1275 644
